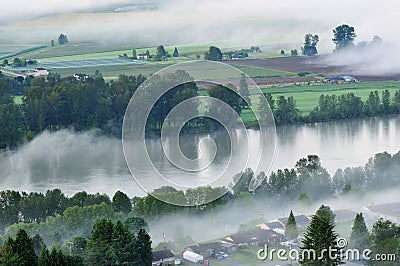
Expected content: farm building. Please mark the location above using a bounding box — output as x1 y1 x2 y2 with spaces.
152 249 181 266
223 229 284 247
137 53 149 60
324 75 357 84
33 67 49 77
363 202 400 224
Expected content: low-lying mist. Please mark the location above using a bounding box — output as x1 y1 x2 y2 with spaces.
1 0 399 50
148 188 400 246
0 130 142 197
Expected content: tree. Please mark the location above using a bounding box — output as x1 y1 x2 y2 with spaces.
349 213 370 251
136 228 152 266
38 245 51 266
132 49 137 59
87 218 114 265
303 34 319 56
291 49 298 56
280 49 285 55
58 33 69 45
300 209 342 265
156 45 166 61
2 59 8 66
51 40 55 47
1 229 38 266
370 219 400 266
285 210 298 239
332 24 357 51
205 46 223 61
145 49 151 59
173 47 179 57
112 191 132 214
239 73 251 108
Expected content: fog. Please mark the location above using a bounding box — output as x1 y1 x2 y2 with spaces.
0 130 143 197
148 188 400 245
1 0 399 50
322 41 400 76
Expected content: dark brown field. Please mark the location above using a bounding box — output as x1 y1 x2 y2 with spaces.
230 56 400 82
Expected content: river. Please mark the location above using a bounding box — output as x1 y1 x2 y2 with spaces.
1 115 400 197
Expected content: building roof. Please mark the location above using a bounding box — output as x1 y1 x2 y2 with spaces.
278 215 311 226
264 221 284 230
365 202 400 218
188 242 222 254
225 229 283 244
333 209 357 221
152 249 175 261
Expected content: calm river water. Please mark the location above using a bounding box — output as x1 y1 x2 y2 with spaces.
1 115 400 197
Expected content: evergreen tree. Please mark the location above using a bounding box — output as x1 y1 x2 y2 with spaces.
349 213 370 251
285 210 298 239
173 47 179 57
110 221 136 264
87 218 114 266
2 229 38 266
136 228 152 266
300 208 342 265
239 73 251 108
132 49 137 59
38 245 51 266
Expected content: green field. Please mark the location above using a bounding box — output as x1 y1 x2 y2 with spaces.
260 81 400 114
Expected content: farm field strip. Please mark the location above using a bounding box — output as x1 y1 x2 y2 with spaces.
38 58 146 69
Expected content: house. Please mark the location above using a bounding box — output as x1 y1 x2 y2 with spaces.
363 202 400 223
258 220 285 233
33 67 49 77
186 242 222 258
74 73 89 81
152 249 181 266
278 215 311 231
333 209 357 223
220 243 238 254
137 53 149 60
223 229 284 248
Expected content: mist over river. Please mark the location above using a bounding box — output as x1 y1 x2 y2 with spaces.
1 115 400 197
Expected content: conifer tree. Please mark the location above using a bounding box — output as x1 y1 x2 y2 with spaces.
300 209 342 265
349 213 370 251
285 210 298 239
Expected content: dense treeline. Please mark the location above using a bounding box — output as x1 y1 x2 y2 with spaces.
2 70 400 149
0 219 152 265
132 150 400 219
262 90 400 125
0 189 133 233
